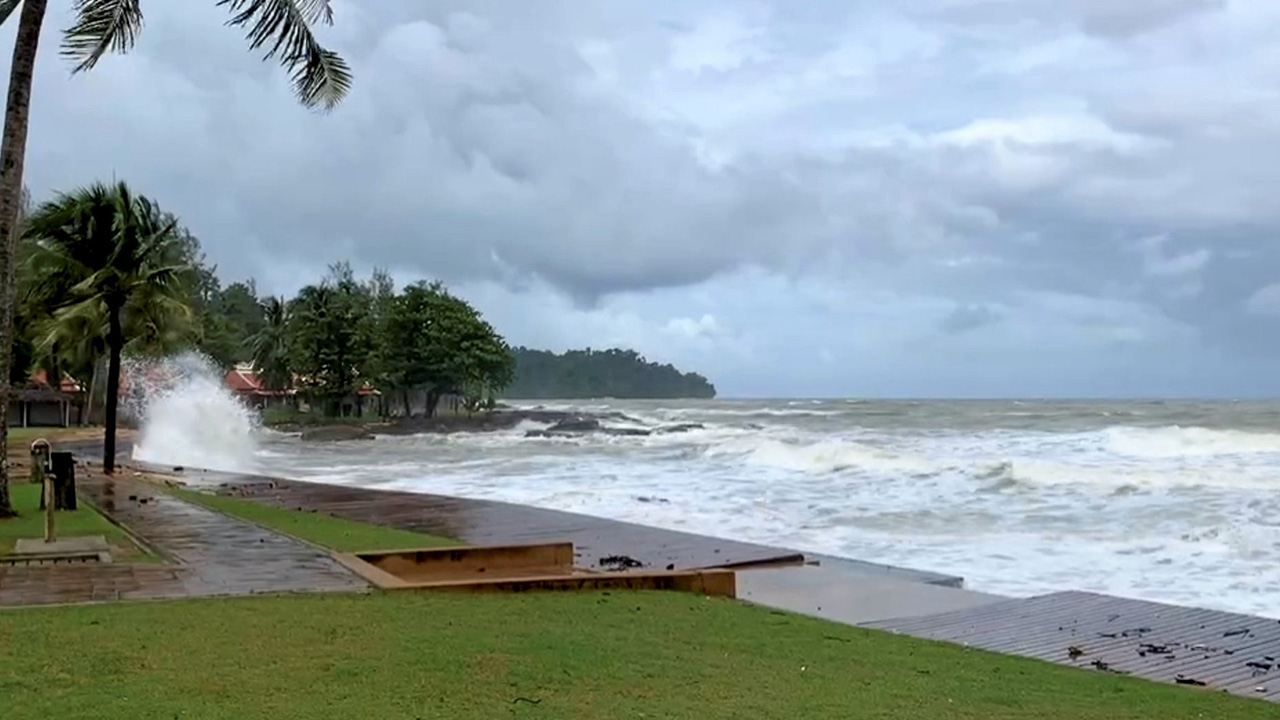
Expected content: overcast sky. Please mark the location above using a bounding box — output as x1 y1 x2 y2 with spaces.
7 0 1280 397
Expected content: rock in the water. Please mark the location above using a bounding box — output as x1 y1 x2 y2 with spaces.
550 416 601 433
602 427 650 437
300 425 375 442
524 416 612 438
653 423 704 434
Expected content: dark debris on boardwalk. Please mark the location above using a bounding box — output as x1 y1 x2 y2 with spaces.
863 590 1280 701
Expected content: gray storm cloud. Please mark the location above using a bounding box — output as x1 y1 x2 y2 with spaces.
7 0 1280 395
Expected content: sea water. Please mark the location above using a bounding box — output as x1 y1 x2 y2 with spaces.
135 387 1280 618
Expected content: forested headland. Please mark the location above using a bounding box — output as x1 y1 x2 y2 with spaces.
505 348 716 400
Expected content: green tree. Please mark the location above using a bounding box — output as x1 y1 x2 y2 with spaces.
287 263 372 416
0 0 352 513
385 282 513 418
250 296 292 392
360 268 396 416
212 281 265 365
23 181 193 473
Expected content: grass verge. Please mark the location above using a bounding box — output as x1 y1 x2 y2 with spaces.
164 485 458 552
5 426 106 445
0 483 153 562
0 590 1273 720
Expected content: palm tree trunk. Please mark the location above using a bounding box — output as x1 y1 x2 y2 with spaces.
83 354 102 426
0 0 50 517
426 388 442 418
103 307 123 474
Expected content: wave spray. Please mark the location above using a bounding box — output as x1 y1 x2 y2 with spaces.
129 352 259 472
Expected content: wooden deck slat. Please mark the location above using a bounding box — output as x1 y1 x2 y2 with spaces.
864 590 1280 701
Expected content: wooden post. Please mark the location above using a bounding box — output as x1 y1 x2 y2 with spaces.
43 472 55 542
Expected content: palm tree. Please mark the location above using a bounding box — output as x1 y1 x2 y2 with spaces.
250 296 293 392
23 181 192 474
0 1 352 513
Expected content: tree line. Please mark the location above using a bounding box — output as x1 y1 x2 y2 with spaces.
505 348 716 400
11 180 719 428
12 183 518 435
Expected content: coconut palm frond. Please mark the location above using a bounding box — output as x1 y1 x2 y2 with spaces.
37 296 108 352
61 0 144 73
0 0 22 27
217 0 351 110
23 181 198 355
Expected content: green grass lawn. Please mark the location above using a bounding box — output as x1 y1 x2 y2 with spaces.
165 485 458 551
1 590 1272 720
6 426 103 443
0 483 150 561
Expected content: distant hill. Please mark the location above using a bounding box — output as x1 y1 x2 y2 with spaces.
504 347 716 400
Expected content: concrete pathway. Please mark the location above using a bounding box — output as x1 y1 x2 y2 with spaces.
737 563 1006 625
190 470 813 572
1 474 366 607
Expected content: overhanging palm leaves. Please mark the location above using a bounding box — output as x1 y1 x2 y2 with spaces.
23 181 194 472
14 0 352 110
0 0 20 26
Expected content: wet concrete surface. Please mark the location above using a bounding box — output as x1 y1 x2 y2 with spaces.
737 564 1006 625
86 439 964 586
1 473 366 608
196 472 809 572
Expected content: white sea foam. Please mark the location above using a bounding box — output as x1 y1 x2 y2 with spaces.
1103 425 1280 458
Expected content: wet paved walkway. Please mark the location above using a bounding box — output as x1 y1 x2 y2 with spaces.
1 474 366 607
200 472 810 572
101 438 961 585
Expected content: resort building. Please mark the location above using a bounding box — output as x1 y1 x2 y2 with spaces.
7 370 83 428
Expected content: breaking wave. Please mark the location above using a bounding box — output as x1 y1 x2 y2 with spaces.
129 353 259 473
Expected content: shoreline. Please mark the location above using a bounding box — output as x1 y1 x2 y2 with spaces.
103 432 1280 618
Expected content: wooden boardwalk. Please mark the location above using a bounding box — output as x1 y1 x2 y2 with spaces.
863 591 1280 702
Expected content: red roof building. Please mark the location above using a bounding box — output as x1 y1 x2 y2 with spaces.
30 369 83 394
225 364 291 408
